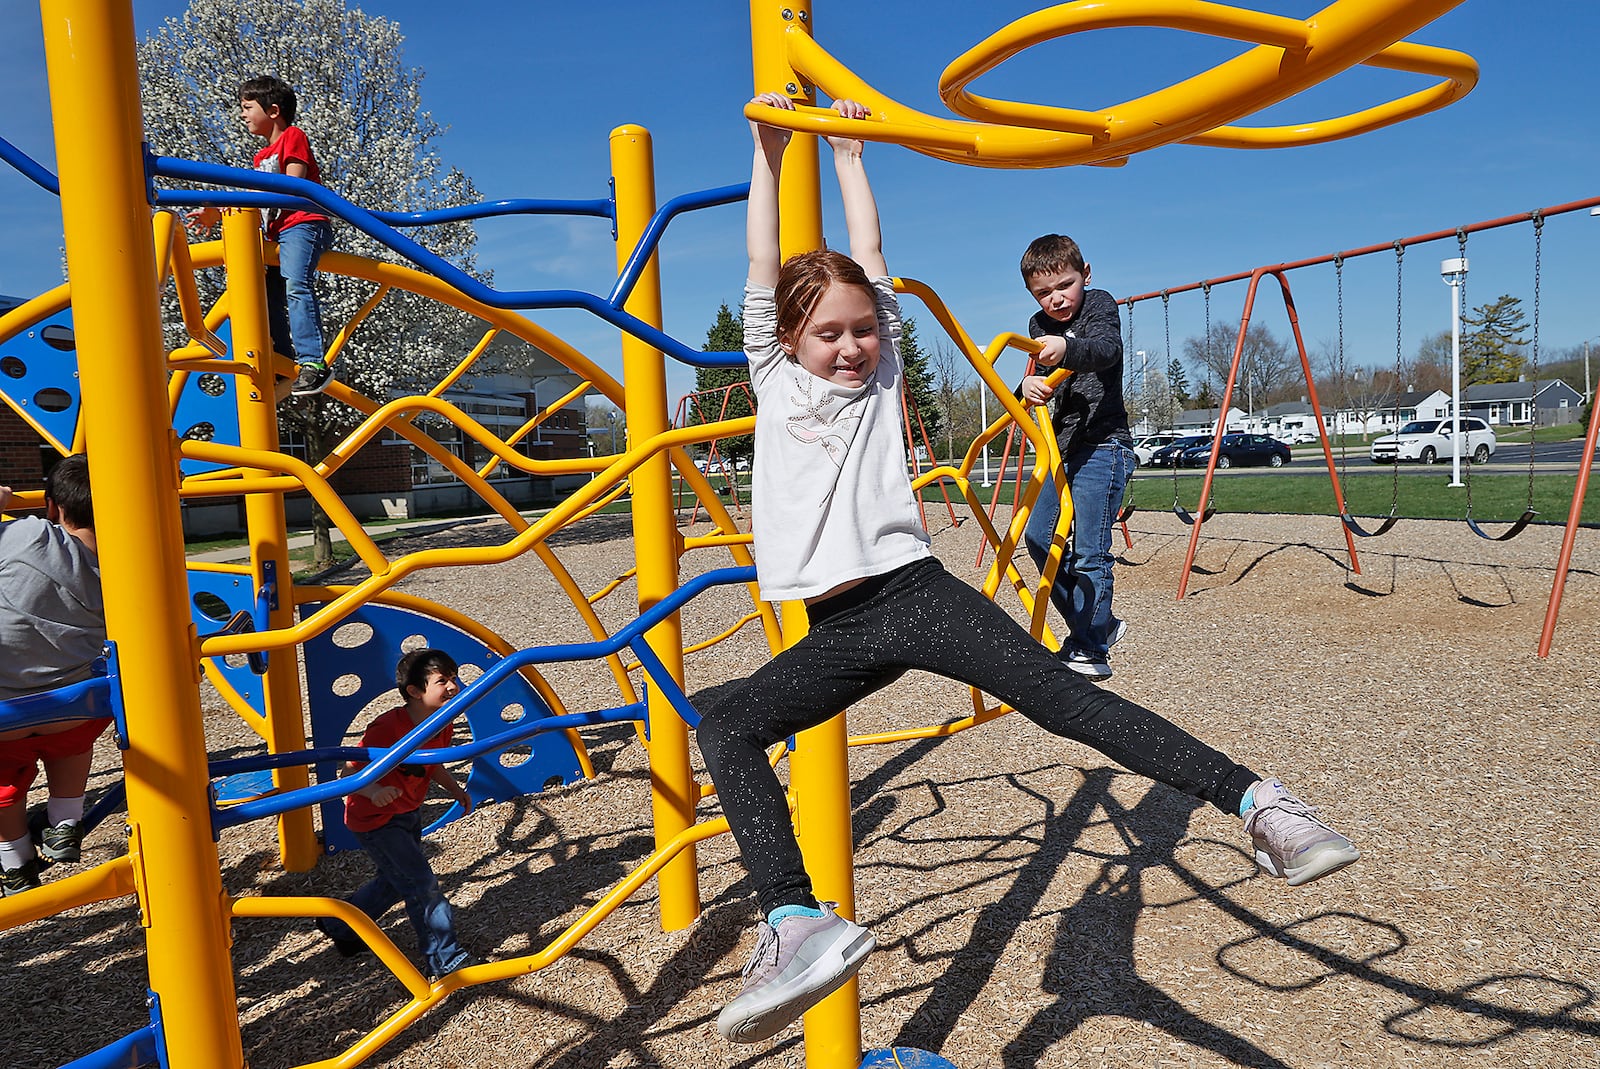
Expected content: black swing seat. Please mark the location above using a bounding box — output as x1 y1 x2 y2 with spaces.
1466 508 1538 542
1116 503 1136 524
1340 510 1401 538
1172 503 1216 526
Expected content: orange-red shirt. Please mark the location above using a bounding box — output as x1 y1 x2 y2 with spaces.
342 705 454 834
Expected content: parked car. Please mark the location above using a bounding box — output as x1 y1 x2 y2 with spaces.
1180 433 1291 469
1369 417 1496 464
1133 432 1183 466
1149 434 1214 468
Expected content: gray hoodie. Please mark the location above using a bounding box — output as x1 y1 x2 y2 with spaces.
0 516 105 700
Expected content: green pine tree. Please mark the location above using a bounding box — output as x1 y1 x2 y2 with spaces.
1462 294 1529 385
1166 357 1191 407
898 316 944 450
690 303 755 466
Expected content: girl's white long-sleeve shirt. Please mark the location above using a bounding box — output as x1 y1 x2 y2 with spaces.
743 277 931 602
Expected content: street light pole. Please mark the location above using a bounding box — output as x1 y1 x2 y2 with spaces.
1441 257 1469 488
979 385 991 487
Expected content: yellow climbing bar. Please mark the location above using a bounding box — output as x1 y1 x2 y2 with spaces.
748 0 1475 167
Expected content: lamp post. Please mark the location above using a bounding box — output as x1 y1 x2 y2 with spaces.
978 385 992 487
1441 257 1469 488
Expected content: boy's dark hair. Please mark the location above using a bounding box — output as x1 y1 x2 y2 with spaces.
43 453 93 529
1020 234 1087 282
239 74 297 124
396 648 458 696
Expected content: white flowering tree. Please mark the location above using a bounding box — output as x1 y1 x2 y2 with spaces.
139 0 507 567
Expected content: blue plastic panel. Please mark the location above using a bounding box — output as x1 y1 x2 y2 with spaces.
301 600 585 853
0 307 82 451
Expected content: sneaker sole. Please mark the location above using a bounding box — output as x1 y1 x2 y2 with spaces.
1064 659 1113 680
1256 842 1361 887
717 926 876 1043
37 842 80 864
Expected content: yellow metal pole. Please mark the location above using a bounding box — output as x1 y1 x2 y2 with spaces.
610 124 699 930
752 3 864 1065
221 210 318 871
41 2 243 1066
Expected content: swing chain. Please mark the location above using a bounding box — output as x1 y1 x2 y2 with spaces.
1334 254 1347 471
1527 210 1543 498
1125 298 1135 367
1384 243 1402 509
1162 290 1172 372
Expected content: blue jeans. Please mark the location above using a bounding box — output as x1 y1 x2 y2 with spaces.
266 219 331 364
1023 439 1136 658
322 809 467 977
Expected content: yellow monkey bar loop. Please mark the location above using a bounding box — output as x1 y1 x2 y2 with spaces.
747 0 1475 167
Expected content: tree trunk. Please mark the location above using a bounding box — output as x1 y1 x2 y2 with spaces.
306 415 336 571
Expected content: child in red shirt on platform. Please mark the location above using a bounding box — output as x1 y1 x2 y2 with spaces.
191 74 335 396
316 649 474 980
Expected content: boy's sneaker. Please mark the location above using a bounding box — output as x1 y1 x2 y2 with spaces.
30 811 85 864
1 857 42 896
1063 649 1113 679
716 902 876 1044
1243 778 1361 887
291 359 335 396
315 918 370 958
1107 617 1128 649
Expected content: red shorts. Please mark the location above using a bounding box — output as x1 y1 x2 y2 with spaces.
0 718 112 809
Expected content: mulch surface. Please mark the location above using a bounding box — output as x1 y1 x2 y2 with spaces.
6 507 1598 1069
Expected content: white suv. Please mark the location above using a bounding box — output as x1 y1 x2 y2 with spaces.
1369 417 1496 465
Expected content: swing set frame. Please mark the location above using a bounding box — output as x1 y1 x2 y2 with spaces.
1117 194 1600 654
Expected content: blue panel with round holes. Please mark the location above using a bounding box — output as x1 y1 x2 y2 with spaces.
301 601 586 854
173 321 244 476
187 566 266 723
0 305 84 451
0 304 243 471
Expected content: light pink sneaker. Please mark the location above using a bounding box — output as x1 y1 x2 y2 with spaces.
1243 778 1360 887
716 902 875 1043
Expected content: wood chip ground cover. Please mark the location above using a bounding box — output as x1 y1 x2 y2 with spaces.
4 510 1596 1068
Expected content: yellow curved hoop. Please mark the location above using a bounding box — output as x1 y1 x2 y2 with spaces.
749 0 1476 167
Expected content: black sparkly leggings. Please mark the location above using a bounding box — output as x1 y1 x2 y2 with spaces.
697 556 1259 916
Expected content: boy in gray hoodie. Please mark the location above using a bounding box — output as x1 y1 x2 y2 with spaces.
0 455 107 894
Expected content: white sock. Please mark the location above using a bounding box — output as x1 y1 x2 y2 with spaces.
0 835 34 869
47 796 85 827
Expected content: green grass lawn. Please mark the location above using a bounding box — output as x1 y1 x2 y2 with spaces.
914 467 1598 526
1127 470 1599 526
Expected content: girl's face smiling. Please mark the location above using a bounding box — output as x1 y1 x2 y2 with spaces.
785 282 880 387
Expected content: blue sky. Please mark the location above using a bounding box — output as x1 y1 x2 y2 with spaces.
4 2 1598 406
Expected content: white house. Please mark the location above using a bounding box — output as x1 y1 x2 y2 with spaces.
1172 406 1246 434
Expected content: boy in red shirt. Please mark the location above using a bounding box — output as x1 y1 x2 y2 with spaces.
192 75 335 396
316 649 474 979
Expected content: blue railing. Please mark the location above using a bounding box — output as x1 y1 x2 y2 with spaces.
1 133 749 367
149 154 747 369
213 565 756 828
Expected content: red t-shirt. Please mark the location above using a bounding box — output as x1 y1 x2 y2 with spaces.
252 125 329 239
342 705 455 834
